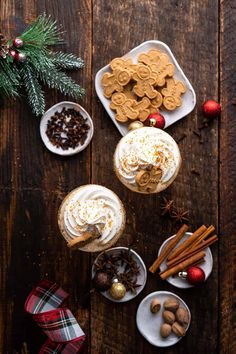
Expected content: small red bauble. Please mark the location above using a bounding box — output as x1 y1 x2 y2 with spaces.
179 266 205 285
202 100 221 118
145 113 165 129
8 49 17 59
13 37 24 48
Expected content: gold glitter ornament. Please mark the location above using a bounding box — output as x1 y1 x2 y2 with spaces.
128 121 144 131
109 279 126 300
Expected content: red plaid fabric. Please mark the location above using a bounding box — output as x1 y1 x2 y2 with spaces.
25 280 85 353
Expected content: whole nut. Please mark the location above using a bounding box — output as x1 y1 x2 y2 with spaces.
162 310 175 325
160 323 172 338
176 307 189 327
172 322 186 337
164 298 179 312
150 298 161 314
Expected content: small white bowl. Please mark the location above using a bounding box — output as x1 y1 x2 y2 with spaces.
40 101 94 156
136 290 191 347
159 232 213 289
92 247 147 303
95 40 196 136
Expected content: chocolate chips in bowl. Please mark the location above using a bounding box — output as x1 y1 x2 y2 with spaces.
40 101 94 156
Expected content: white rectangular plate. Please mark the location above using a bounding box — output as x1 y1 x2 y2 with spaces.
95 40 196 136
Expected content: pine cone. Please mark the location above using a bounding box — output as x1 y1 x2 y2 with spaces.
0 32 8 58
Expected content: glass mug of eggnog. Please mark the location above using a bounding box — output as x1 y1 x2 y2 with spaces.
113 127 181 194
58 184 126 252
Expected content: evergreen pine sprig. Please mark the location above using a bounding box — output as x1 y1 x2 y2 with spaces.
20 63 45 116
0 14 85 116
0 60 20 97
51 52 84 70
20 14 63 48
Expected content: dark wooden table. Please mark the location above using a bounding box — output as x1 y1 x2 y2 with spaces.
0 1 235 353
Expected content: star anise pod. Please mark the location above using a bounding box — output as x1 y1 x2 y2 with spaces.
171 207 189 224
161 197 174 216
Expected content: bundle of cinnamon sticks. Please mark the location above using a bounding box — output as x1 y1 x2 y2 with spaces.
149 224 218 280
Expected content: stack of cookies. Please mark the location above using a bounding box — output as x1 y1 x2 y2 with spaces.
101 49 186 124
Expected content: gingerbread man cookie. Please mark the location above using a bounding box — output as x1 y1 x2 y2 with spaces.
161 78 186 110
149 92 163 113
138 49 161 66
132 65 158 99
150 53 175 87
110 58 137 74
132 97 151 122
101 69 131 98
110 92 138 122
135 165 162 193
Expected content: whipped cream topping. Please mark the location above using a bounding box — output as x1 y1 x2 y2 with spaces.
63 185 125 247
114 127 181 192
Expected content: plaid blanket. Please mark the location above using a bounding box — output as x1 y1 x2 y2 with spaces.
25 280 85 353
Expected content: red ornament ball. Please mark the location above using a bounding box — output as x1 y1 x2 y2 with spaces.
145 112 166 129
186 266 205 285
13 37 24 48
202 100 221 118
8 49 17 59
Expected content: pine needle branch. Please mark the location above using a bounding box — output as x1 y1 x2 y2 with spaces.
20 14 63 48
0 59 20 97
51 51 84 70
20 63 45 116
39 67 85 99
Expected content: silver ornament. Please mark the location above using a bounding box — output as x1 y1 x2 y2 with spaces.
17 52 27 63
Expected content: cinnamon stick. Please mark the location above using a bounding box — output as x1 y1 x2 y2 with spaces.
160 251 205 280
187 226 216 252
166 234 218 268
172 258 205 277
67 231 99 248
167 225 208 261
149 224 189 274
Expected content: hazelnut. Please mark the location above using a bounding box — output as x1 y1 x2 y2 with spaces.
160 323 172 338
162 310 175 325
150 298 161 314
176 307 189 327
163 298 179 312
172 322 186 337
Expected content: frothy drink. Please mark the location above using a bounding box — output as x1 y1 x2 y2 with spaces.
114 127 181 194
58 184 126 252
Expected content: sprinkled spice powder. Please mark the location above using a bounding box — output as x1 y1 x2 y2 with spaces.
46 107 90 150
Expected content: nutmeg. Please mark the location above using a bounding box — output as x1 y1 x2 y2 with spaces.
150 298 161 314
172 322 186 337
163 298 179 312
160 323 172 338
176 307 189 327
162 310 175 325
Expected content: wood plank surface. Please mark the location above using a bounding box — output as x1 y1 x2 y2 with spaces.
0 0 235 353
91 1 219 353
219 1 236 353
0 0 92 352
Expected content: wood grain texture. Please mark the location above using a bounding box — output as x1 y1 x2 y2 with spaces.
1 0 235 353
219 1 236 353
91 1 219 353
0 0 92 352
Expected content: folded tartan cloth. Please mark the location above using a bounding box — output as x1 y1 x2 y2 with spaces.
25 280 85 353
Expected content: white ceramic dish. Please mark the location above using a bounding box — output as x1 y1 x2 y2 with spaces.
136 291 191 347
95 40 196 136
159 232 213 289
40 101 94 156
92 247 147 303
